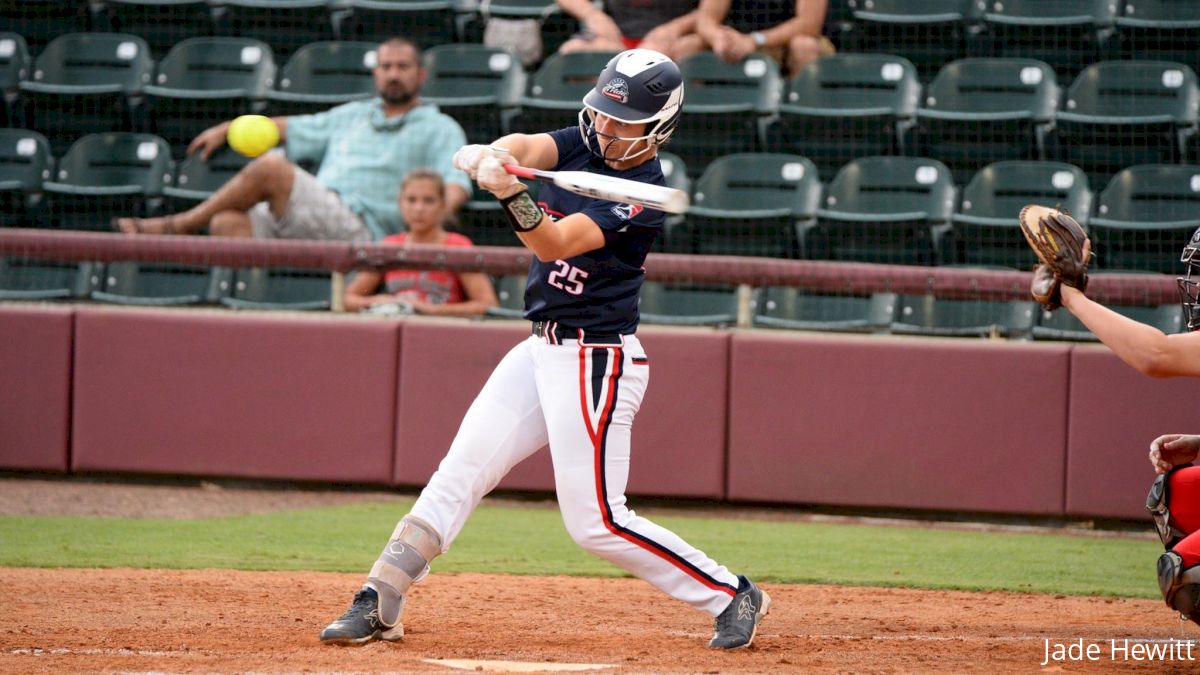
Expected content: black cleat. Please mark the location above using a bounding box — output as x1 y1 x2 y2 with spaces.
319 587 403 646
708 575 771 650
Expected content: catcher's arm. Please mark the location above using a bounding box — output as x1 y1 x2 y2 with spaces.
1060 286 1200 377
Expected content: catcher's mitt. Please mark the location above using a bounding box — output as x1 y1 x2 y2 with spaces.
1030 264 1061 310
1019 205 1090 309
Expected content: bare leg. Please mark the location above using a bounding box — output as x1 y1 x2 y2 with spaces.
209 210 253 238
117 153 295 235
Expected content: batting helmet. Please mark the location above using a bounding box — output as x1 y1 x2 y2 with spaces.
579 49 684 163
1178 226 1200 331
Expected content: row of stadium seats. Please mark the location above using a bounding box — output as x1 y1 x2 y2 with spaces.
6 33 1198 190
0 255 1180 342
7 0 1199 84
4 127 1198 274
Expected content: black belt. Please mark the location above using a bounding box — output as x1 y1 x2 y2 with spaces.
531 321 624 345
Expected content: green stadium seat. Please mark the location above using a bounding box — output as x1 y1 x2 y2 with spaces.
423 44 526 144
484 274 526 319
0 129 52 228
671 153 819 259
671 52 780 179
145 37 276 159
217 0 334 62
890 294 1038 338
765 53 920 181
912 58 1059 184
0 0 87 53
1088 164 1200 273
341 0 458 50
220 267 332 310
42 132 172 232
1115 1 1200 77
511 51 616 134
809 156 956 265
0 258 100 300
652 151 689 252
92 262 228 306
1046 60 1198 191
972 0 1116 84
0 32 29 128
638 281 744 327
266 41 377 117
103 0 213 58
754 288 897 333
1033 302 1183 340
948 160 1092 269
841 0 970 81
162 145 250 212
17 33 153 155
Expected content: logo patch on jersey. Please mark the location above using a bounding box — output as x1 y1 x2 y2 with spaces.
602 78 629 103
610 203 643 220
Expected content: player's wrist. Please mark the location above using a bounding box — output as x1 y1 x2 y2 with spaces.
492 182 528 200
499 188 542 233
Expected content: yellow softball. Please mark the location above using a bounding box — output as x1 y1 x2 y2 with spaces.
226 115 279 158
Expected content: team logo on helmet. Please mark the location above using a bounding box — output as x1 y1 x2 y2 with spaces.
601 77 629 103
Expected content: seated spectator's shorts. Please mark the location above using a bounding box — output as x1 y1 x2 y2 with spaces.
250 164 371 242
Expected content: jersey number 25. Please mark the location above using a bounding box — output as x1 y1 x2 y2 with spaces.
547 260 588 296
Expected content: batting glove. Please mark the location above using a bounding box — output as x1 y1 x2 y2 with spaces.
452 144 513 179
477 156 524 198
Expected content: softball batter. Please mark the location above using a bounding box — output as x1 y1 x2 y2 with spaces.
319 48 769 650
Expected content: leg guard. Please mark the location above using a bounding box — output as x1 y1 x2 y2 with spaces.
1148 471 1188 549
1157 551 1200 625
367 515 442 628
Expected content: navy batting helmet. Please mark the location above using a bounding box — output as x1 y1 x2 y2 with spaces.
579 49 684 163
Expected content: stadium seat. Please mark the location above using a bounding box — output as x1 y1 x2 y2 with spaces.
638 282 744 327
0 32 29 128
0 258 100 300
42 132 172 231
422 44 525 144
948 161 1092 268
0 0 88 53
103 0 213 58
1114 1 1200 76
1088 164 1200 273
216 0 334 62
0 129 51 228
341 0 458 50
1033 302 1183 340
671 52 781 179
1045 60 1199 190
510 51 616 134
765 53 919 181
971 0 1117 84
92 262 227 306
457 183 525 247
162 145 250 213
17 33 153 156
671 153 819 259
484 274 527 319
266 41 377 117
912 58 1059 184
809 156 956 265
840 0 970 81
890 294 1038 338
754 288 897 332
220 267 332 310
145 37 276 158
653 150 689 251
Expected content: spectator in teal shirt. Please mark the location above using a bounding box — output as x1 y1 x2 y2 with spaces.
116 38 471 241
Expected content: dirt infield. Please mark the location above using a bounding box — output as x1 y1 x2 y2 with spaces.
1 567 1196 673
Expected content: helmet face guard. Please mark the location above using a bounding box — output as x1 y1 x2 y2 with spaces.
1179 232 1200 331
577 49 684 164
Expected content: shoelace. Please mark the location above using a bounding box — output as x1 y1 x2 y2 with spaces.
338 590 376 621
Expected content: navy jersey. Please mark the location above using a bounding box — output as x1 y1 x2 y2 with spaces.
522 127 666 334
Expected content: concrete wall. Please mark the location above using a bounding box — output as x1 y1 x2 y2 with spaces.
3 303 1192 520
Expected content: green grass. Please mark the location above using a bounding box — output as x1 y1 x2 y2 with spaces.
0 499 1162 598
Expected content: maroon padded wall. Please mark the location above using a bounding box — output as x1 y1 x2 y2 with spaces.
727 332 1072 514
71 308 399 483
393 323 729 498
0 305 73 471
1066 346 1200 520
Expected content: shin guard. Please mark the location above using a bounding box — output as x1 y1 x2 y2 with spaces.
1157 551 1200 625
368 515 442 627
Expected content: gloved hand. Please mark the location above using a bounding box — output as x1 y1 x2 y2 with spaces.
477 156 524 198
452 144 513 179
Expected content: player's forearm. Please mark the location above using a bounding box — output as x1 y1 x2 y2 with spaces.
1061 286 1178 377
